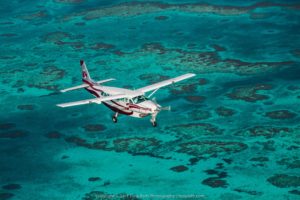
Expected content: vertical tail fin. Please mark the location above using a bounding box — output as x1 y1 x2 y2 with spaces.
80 60 92 82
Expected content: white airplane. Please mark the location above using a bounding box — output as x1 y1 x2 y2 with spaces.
57 60 196 126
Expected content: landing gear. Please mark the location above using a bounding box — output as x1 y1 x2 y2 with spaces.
112 112 118 123
150 112 158 127
151 121 157 127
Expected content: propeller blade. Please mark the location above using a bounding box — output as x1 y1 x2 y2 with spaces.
160 106 171 111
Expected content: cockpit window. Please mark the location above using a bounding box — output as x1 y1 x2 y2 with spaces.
131 95 148 104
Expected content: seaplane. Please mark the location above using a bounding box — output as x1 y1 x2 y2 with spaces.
57 60 196 126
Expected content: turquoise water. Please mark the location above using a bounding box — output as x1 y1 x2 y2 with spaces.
1 1 300 199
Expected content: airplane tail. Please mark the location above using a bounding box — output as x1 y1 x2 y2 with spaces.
80 60 93 82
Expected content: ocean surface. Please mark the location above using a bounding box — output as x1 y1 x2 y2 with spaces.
0 0 300 199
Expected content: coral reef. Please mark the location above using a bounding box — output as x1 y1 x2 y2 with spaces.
170 165 188 172
215 106 236 117
265 110 297 120
63 2 300 21
88 177 102 182
277 158 300 169
234 188 263 196
83 124 107 132
167 123 222 139
267 174 300 188
227 84 272 102
177 141 247 157
113 137 161 155
235 126 291 138
202 177 228 188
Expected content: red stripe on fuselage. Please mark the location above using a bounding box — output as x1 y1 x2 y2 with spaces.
84 82 132 115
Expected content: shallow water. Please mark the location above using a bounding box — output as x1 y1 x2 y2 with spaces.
1 0 300 199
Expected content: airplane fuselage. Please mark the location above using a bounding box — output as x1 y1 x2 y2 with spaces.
83 79 158 118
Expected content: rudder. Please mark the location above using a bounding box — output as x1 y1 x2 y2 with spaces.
80 60 92 82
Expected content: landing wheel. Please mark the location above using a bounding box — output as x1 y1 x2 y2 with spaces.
112 116 118 123
152 121 157 127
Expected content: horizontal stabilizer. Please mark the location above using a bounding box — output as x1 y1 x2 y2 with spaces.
96 78 115 84
60 84 89 93
57 94 127 108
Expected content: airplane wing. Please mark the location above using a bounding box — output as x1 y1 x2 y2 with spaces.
137 73 196 93
56 94 127 108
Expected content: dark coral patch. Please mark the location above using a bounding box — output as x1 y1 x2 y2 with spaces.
267 174 300 188
215 106 236 117
139 73 170 84
234 188 263 196
0 123 15 130
227 84 272 102
277 158 300 169
177 141 247 157
211 44 226 51
170 83 197 95
19 11 47 21
65 136 109 150
170 165 188 172
45 131 62 139
113 137 160 155
188 157 203 165
0 130 28 139
88 177 102 182
155 15 168 20
202 177 228 188
265 110 297 120
141 43 166 54
42 32 70 43
65 136 88 146
184 95 205 103
0 193 14 200
17 104 35 110
289 190 300 195
198 78 208 85
83 124 106 132
2 184 21 190
27 65 65 91
250 157 269 162
204 169 219 175
287 85 300 91
90 43 115 50
113 50 125 56
235 126 290 138
61 155 69 159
